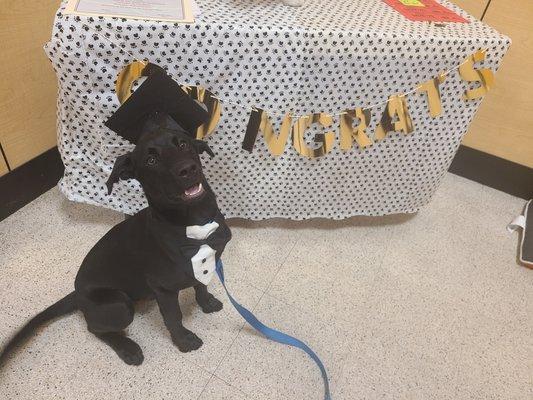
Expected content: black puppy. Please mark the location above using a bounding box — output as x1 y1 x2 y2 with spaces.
0 114 232 366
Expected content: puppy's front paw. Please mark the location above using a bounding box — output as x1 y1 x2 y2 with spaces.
116 341 144 366
200 296 223 314
173 330 203 352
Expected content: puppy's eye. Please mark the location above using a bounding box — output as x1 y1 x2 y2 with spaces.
146 155 158 166
171 136 189 150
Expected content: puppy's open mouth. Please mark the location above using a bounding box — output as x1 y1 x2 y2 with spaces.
182 183 205 200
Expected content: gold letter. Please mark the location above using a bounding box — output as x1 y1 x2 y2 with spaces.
115 60 149 104
292 113 335 158
417 74 446 118
375 95 414 141
182 86 222 139
459 50 495 100
339 108 373 151
242 108 293 155
260 112 293 156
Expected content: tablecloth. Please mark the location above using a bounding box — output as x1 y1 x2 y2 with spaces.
45 0 510 219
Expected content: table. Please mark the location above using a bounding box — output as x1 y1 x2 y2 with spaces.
45 0 510 219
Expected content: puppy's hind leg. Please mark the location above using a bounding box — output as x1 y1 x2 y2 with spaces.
194 284 223 314
79 289 144 366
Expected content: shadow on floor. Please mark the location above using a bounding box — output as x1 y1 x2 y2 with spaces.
227 212 417 230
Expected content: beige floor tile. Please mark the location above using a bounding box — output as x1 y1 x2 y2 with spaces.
431 172 485 212
267 246 379 331
0 189 120 319
266 213 406 329
222 220 299 290
378 194 531 330
214 293 351 400
71 332 212 400
336 271 532 400
1 314 91 400
199 376 249 400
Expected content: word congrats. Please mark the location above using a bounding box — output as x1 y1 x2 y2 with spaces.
115 50 494 159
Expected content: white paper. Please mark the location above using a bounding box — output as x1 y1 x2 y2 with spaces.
66 0 194 22
191 0 201 16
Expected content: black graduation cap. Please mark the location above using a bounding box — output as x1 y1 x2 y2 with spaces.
105 67 209 144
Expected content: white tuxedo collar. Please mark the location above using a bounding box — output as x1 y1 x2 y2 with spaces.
186 221 220 240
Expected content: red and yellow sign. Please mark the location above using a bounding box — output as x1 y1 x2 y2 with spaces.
383 0 469 22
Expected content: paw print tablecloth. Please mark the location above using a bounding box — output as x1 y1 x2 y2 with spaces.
45 0 509 219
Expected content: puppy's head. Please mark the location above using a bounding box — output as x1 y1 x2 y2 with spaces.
106 113 214 208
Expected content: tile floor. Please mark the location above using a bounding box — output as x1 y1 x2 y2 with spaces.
0 173 531 399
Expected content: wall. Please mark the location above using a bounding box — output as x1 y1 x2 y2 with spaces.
451 0 533 168
460 0 533 168
0 0 60 176
0 147 8 175
451 0 488 19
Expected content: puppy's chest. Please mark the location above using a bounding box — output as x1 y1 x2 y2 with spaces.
161 220 231 286
183 221 222 285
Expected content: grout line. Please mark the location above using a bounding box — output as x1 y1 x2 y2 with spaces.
212 374 252 397
262 229 394 330
195 372 217 400
179 351 215 373
261 240 300 295
204 239 299 389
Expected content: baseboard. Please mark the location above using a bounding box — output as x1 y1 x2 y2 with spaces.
0 147 64 222
0 145 530 222
449 145 533 200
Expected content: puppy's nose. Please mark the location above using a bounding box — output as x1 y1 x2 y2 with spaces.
177 162 198 178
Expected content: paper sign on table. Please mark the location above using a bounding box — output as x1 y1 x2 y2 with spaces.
65 0 195 23
383 0 469 22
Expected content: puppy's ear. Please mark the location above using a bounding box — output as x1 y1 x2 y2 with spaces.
194 140 215 158
106 153 135 195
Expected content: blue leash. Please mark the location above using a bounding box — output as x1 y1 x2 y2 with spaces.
216 259 332 400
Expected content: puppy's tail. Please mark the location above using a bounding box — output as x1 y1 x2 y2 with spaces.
0 292 78 368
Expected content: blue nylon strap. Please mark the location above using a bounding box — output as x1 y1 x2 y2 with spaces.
216 259 332 400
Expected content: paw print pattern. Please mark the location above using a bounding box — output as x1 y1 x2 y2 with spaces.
44 0 510 219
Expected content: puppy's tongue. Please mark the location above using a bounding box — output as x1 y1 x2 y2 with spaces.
185 183 203 197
